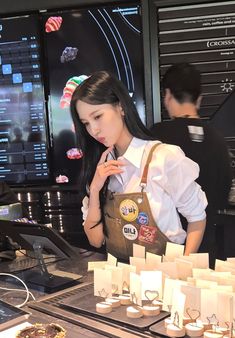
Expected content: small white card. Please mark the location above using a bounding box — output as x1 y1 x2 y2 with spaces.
105 265 123 294
201 290 232 324
158 262 178 279
170 289 186 328
217 292 233 323
140 270 163 300
189 253 209 269
192 268 212 279
162 278 187 312
180 284 201 318
227 257 235 265
94 268 112 298
129 256 146 274
130 272 142 306
215 259 235 273
175 258 193 280
165 242 184 261
133 243 145 258
107 253 117 266
117 262 136 291
195 279 218 289
146 252 162 270
200 289 218 323
88 261 107 271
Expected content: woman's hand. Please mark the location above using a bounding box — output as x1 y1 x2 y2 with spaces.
84 146 124 248
90 146 125 193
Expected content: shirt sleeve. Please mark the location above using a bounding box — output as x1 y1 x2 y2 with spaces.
152 144 208 222
81 195 89 225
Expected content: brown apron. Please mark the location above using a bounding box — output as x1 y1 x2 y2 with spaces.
104 143 170 261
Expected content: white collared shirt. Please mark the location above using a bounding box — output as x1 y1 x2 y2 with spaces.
82 137 207 244
108 137 207 243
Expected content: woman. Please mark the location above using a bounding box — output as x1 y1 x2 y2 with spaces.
70 70 207 260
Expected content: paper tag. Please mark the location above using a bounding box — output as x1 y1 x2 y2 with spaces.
162 278 187 312
140 270 163 300
165 242 185 260
200 289 218 322
94 268 112 297
105 265 123 294
170 289 186 328
129 256 146 274
146 252 162 270
158 262 179 279
133 243 145 258
130 272 142 306
107 253 117 266
181 284 201 317
189 253 209 269
175 258 193 280
88 261 107 271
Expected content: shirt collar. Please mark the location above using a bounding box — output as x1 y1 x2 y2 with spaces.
108 137 147 168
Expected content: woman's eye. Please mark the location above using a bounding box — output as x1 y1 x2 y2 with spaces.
94 115 101 120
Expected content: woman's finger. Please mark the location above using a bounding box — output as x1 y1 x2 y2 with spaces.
97 162 123 176
103 160 125 167
98 146 113 165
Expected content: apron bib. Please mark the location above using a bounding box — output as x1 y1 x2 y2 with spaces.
104 143 171 261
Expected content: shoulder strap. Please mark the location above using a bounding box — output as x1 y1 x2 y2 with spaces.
140 143 162 186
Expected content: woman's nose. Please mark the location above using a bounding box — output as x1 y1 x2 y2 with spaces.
90 124 100 137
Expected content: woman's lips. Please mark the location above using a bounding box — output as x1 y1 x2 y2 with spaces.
97 137 105 143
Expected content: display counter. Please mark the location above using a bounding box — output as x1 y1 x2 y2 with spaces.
0 250 165 337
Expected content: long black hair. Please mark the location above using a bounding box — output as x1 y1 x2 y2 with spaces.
70 70 153 191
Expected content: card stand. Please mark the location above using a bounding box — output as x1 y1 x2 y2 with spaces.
149 320 204 338
26 242 77 292
58 284 169 330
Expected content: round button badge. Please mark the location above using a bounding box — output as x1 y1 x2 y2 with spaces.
137 212 149 225
119 199 139 222
122 224 138 241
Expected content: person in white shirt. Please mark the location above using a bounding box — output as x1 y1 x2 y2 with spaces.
70 70 207 260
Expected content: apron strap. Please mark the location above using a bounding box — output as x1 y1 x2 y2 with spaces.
141 143 162 186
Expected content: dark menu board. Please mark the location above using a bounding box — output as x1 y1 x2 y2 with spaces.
0 15 49 184
156 0 235 119
43 3 144 185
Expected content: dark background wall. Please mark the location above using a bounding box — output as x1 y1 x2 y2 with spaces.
0 0 151 252
0 0 116 14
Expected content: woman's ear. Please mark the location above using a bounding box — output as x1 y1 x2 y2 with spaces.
118 102 125 116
